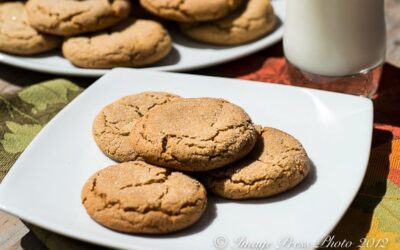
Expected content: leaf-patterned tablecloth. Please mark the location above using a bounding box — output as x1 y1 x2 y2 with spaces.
0 79 81 179
0 46 400 249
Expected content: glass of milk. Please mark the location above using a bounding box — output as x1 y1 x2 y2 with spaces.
284 0 386 97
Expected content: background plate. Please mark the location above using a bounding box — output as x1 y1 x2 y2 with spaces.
0 0 285 77
0 68 373 250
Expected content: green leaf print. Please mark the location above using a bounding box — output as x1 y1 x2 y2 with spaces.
374 180 400 233
0 121 42 154
18 79 80 114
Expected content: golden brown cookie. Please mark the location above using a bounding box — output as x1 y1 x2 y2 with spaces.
62 18 172 69
92 92 180 162
0 1 61 55
139 0 242 23
81 161 208 234
130 98 258 172
203 127 310 200
26 0 131 36
130 0 168 24
180 0 276 45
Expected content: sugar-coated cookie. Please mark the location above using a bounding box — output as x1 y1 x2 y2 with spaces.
203 127 310 199
181 0 276 45
92 92 180 162
62 19 172 69
130 98 258 172
26 0 131 36
140 0 242 23
0 2 61 55
81 161 208 234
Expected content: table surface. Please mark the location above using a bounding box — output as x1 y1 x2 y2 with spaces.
1 0 400 249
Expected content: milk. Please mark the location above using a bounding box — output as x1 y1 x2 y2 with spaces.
284 0 386 77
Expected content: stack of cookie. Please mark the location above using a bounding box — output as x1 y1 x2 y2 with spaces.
82 92 310 234
0 0 277 69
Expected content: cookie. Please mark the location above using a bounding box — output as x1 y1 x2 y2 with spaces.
62 18 172 68
180 0 276 45
203 127 310 200
130 1 169 24
0 2 61 55
26 0 131 36
139 0 242 23
81 161 208 234
130 98 258 172
92 92 180 162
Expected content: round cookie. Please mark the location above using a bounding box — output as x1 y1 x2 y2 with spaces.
139 0 242 23
92 92 180 162
130 1 169 24
26 0 131 36
62 18 172 68
180 0 276 45
81 161 208 234
0 2 61 55
130 98 258 172
203 127 310 200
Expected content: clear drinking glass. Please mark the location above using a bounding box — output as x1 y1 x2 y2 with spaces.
283 0 386 97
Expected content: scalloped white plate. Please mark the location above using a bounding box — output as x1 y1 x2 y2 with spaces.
0 0 285 77
0 68 373 250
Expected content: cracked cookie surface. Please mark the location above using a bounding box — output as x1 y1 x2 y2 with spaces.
130 98 258 172
62 18 172 68
203 127 310 200
26 0 131 36
81 161 207 234
92 92 180 162
180 0 276 45
140 0 242 23
0 1 61 55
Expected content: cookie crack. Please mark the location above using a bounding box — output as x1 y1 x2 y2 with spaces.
130 30 170 63
153 0 195 20
0 28 39 42
142 122 254 163
35 5 87 29
88 171 172 213
95 94 179 141
214 16 265 33
100 110 140 136
119 170 171 190
209 158 306 187
146 96 176 112
99 96 177 136
153 0 237 21
92 185 203 217
125 104 145 117
33 1 125 31
154 122 252 145
212 167 294 186
122 197 204 216
94 28 169 66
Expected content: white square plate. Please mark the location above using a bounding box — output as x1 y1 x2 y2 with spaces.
0 69 373 250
